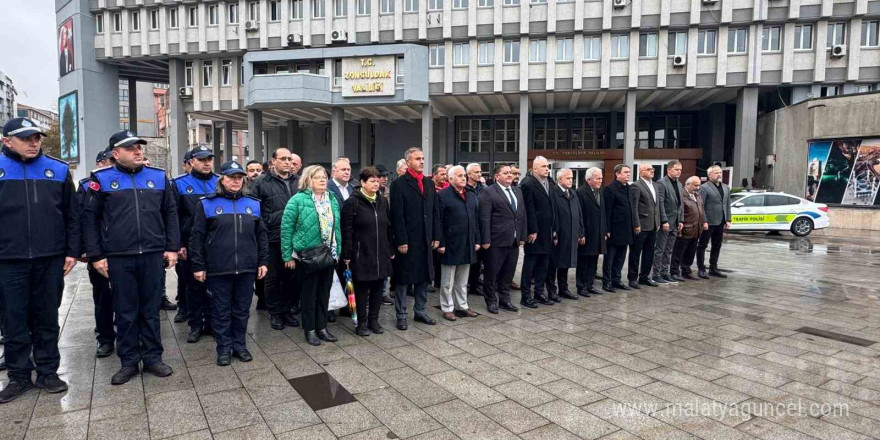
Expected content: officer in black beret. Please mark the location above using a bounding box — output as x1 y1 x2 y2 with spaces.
82 130 180 385
0 118 80 403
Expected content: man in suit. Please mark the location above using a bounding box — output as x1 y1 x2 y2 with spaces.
652 160 685 284
697 165 731 279
575 167 606 297
628 164 661 289
519 156 557 307
671 176 708 279
547 169 584 301
390 148 439 330
465 163 486 297
602 164 635 293
480 164 527 314
328 157 355 207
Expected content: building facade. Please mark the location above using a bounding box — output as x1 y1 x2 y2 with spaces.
16 104 58 131
0 70 16 127
57 0 880 183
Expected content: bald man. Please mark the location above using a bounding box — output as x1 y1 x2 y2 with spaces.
670 176 707 279
627 164 661 289
519 157 558 307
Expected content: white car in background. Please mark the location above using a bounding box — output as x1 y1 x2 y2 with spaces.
729 191 830 236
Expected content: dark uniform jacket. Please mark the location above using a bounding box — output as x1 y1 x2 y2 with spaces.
251 171 298 243
83 164 179 260
189 191 268 276
576 185 607 256
603 179 635 246
436 186 481 266
341 190 394 282
0 147 79 260
172 171 218 248
550 186 584 269
389 171 437 285
520 174 558 255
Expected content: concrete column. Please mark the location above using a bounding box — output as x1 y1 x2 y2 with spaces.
169 59 189 175
623 91 637 170
518 94 530 172
436 116 448 165
733 87 758 185
359 119 372 167
709 103 726 164
288 120 303 156
127 79 138 135
331 107 345 160
248 109 264 163
421 104 433 171
286 120 296 151
212 123 222 166
223 121 234 162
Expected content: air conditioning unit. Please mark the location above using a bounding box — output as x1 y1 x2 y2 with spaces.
702 0 718 4
672 55 686 67
286 33 302 46
330 30 347 42
830 44 847 58
244 20 259 31
612 0 626 8
178 87 193 99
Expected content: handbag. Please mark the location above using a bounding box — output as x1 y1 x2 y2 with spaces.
297 197 337 274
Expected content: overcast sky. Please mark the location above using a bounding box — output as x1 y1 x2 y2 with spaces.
1 1 59 112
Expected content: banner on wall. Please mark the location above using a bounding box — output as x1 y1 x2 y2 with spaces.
58 18 74 77
59 91 79 165
807 139 880 206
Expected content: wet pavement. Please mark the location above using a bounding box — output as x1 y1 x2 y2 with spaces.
2 232 880 439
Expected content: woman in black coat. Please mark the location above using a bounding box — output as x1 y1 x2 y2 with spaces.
435 166 481 321
342 167 394 336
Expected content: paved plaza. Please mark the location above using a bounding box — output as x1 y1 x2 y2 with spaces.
2 232 880 440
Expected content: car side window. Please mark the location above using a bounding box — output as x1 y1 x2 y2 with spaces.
740 195 764 207
765 195 795 206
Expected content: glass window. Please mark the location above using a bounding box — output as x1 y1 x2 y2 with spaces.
335 0 347 16
570 116 607 150
187 6 198 27
533 118 567 150
728 28 747 53
185 61 193 87
208 5 219 25
765 195 799 206
381 0 395 13
228 4 239 23
149 9 160 29
862 21 879 47
504 40 520 63
495 118 519 153
556 38 573 62
430 44 445 67
794 24 812 50
168 8 178 28
269 1 281 20
113 12 121 32
291 0 304 18
530 39 547 62
275 64 289 74
584 36 601 60
429 0 443 10
531 0 547 3
504 0 520 5
454 0 468 8
827 22 846 48
453 43 470 66
96 14 104 34
478 41 495 64
611 34 629 59
739 195 764 207
762 26 781 51
131 11 140 31
333 59 342 85
240 59 246 84
637 116 650 149
698 29 716 54
202 61 213 87
357 0 370 14
313 0 326 17
248 1 260 21
221 60 232 86
479 0 494 6
396 56 404 83
458 119 491 153
405 0 419 12
639 33 658 57
668 32 687 56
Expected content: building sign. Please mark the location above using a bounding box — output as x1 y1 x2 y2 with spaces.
341 56 395 97
807 139 880 206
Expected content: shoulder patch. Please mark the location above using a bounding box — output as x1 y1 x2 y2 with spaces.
89 181 101 191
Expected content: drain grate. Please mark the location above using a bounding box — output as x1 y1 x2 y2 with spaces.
795 327 876 347
288 372 357 411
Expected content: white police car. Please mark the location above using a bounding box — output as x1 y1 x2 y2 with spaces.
729 191 830 236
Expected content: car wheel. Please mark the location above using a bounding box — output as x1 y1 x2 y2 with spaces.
791 217 813 237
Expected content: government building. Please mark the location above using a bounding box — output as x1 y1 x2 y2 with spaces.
57 0 880 185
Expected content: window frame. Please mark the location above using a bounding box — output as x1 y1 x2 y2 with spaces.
478 0 494 7
556 38 573 62
187 6 198 27
269 0 281 21
478 41 495 65
639 32 658 58
727 28 748 54
503 0 520 5
529 39 547 63
794 24 813 50
202 61 214 87
453 0 468 9
131 10 140 32
207 4 219 26
248 1 260 21
335 0 348 17
357 0 371 15
168 8 179 29
149 9 160 30
429 44 446 67
221 59 233 86
404 0 419 12
313 0 326 17
453 42 470 67
668 31 687 56
826 22 846 48
697 29 716 55
185 61 194 88
112 12 122 33
584 36 601 61
96 13 104 34
429 0 443 11
610 34 629 59
503 40 521 64
862 21 879 48
761 25 782 52
380 0 395 14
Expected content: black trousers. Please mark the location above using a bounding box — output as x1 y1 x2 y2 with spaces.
576 254 599 293
108 252 165 367
520 253 550 301
299 266 333 332
467 249 484 295
88 264 115 346
174 261 188 312
550 268 573 295
208 273 255 355
482 245 518 307
697 223 725 271
266 242 297 318
671 237 699 275
628 230 657 283
433 250 442 288
184 258 211 331
254 277 265 303
602 244 628 285
0 256 63 382
353 279 383 326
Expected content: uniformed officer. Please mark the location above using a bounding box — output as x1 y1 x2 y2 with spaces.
77 149 115 359
172 146 218 343
0 118 80 403
83 130 180 385
170 148 195 322
190 161 268 366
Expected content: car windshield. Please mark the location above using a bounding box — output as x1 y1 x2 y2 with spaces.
730 194 746 204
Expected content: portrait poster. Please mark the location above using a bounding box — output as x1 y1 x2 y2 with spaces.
58 18 75 77
840 140 880 206
59 91 80 164
805 141 831 201
814 139 860 205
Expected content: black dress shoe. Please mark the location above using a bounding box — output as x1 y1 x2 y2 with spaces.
698 270 710 279
627 281 642 289
186 327 202 343
587 287 601 295
327 312 337 323
560 292 579 300
381 296 394 305
709 269 728 278
414 315 437 325
111 366 140 385
317 329 338 342
0 380 33 403
662 274 678 283
652 277 670 285
548 295 562 303
368 321 384 334
487 304 499 314
173 311 188 323
305 330 322 346
499 302 519 312
283 313 300 327
356 326 370 336
270 315 285 330
234 349 253 362
96 343 114 358
602 284 616 293
216 353 231 366
640 279 659 287
534 296 554 305
160 296 178 311
396 319 408 331
576 290 591 298
519 300 538 309
34 374 68 394
613 282 632 291
143 361 173 377
683 272 699 280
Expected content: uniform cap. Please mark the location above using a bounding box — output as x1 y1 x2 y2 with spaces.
95 150 107 164
220 161 246 176
2 118 46 139
191 145 214 159
108 130 147 149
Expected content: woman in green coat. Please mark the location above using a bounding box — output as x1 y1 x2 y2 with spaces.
280 165 342 346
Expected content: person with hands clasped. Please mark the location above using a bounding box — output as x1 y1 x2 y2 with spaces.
189 161 268 366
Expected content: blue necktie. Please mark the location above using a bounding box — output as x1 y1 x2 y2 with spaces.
506 188 517 212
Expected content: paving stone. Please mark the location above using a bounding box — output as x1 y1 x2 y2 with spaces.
448 336 503 357
357 387 442 438
519 423 585 440
424 399 520 440
595 364 656 388
146 389 209 439
735 417 824 440
442 352 517 387
316 402 382 437
539 379 607 406
321 357 388 394
24 409 89 440
532 399 619 439
87 412 151 440
493 380 557 408
341 342 407 373
199 388 263 434
386 345 455 376
584 398 700 440
258 399 323 435
274 423 338 440
377 366 456 408
479 399 549 434
211 423 276 440
428 369 507 408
